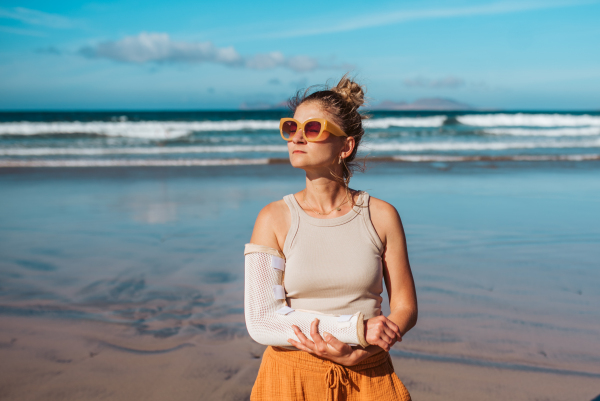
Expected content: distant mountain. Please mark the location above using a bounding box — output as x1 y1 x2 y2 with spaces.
239 101 288 110
372 98 475 111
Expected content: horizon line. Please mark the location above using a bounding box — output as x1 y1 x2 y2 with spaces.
1 108 600 113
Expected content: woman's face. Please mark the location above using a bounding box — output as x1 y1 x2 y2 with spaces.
288 102 352 173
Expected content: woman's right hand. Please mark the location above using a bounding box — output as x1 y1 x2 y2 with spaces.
288 319 371 366
364 315 402 351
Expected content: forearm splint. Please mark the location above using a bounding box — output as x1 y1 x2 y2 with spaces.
244 243 369 348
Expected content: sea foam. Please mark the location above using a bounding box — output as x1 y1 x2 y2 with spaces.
2 115 599 140
0 120 280 139
457 114 600 127
0 145 288 156
363 116 446 128
3 138 599 157
0 117 448 139
363 138 600 151
483 127 600 136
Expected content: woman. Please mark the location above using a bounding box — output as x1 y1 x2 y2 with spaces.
245 75 417 401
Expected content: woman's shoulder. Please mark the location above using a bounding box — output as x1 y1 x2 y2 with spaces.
256 198 290 222
364 194 404 245
250 198 291 251
365 193 400 218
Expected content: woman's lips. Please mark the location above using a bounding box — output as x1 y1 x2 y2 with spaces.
292 150 306 154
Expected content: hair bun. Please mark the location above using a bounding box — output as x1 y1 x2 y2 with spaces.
332 74 365 109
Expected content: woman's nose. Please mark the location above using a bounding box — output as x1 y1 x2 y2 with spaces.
292 128 305 143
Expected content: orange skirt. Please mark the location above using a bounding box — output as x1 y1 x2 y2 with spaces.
251 346 411 401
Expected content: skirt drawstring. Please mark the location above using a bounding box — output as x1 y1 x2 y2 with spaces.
325 364 349 401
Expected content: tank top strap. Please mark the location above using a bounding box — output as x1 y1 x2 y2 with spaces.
358 192 384 255
283 194 300 256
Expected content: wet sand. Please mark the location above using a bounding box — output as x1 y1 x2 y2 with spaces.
1 162 600 400
1 316 599 401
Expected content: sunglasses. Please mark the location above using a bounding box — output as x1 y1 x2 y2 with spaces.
279 118 348 142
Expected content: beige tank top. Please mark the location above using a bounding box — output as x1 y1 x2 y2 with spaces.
282 191 384 319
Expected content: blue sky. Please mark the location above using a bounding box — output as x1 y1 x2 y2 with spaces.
0 0 599 110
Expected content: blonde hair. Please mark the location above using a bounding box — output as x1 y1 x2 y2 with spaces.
288 73 369 186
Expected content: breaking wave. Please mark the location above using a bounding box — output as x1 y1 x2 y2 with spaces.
363 116 446 128
0 145 288 156
458 114 600 127
3 138 600 157
0 116 449 139
3 114 599 139
362 138 600 152
483 127 600 136
0 121 280 139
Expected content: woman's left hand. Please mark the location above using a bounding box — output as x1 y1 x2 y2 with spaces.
287 319 370 366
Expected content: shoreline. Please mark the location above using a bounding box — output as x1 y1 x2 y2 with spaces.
1 154 600 168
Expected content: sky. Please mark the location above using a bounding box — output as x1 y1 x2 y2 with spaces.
0 0 599 110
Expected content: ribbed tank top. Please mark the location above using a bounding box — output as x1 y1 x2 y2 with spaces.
282 191 384 319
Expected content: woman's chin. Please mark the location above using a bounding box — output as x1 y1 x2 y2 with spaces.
289 154 307 165
289 160 308 170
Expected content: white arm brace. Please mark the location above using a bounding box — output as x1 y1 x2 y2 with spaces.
244 243 369 348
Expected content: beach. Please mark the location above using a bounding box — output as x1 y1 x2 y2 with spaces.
1 161 599 400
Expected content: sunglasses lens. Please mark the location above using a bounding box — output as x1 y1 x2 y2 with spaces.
281 121 297 139
304 121 322 140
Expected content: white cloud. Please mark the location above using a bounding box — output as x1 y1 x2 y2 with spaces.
79 32 325 73
244 51 285 69
0 7 74 29
404 76 466 89
80 32 242 65
286 56 319 72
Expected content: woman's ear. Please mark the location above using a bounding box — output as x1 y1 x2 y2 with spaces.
342 136 355 158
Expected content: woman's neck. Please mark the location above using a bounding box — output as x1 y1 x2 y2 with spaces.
302 176 354 215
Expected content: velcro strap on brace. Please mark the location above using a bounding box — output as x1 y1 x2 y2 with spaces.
273 285 286 300
338 315 353 322
337 314 353 329
276 306 295 315
271 255 285 271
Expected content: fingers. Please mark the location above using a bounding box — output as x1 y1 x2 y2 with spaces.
373 333 393 351
382 325 400 344
287 337 313 352
366 316 404 351
384 319 403 341
322 332 351 353
290 325 316 352
288 320 361 358
310 319 328 353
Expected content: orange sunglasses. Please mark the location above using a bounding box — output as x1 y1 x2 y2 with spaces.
279 118 347 142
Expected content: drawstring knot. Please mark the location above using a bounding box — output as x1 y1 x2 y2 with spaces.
325 364 349 401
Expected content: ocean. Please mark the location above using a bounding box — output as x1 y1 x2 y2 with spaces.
1 110 599 166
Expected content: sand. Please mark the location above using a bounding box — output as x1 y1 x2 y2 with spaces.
1 316 599 401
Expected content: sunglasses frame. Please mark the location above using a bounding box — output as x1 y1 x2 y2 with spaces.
279 118 348 142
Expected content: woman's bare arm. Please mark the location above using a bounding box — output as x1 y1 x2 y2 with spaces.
370 197 418 336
